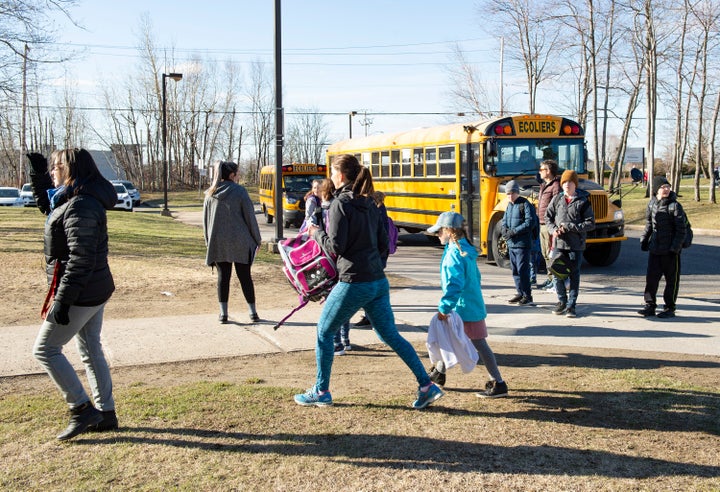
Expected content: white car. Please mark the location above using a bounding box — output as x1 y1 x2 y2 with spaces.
20 183 36 207
0 187 24 207
111 180 141 205
113 183 133 211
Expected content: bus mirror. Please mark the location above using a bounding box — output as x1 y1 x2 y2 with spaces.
487 138 498 157
484 161 497 177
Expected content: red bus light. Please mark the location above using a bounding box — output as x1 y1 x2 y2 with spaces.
494 125 504 135
572 125 580 134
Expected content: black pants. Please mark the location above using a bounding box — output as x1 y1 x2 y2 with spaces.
216 262 255 304
643 253 681 311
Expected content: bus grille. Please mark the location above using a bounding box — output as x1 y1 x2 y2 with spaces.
588 193 608 221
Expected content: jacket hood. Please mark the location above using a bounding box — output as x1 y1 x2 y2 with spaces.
212 181 236 200
560 188 590 201
336 184 372 211
454 237 478 260
76 176 117 210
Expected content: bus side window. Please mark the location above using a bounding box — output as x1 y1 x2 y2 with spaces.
391 150 401 177
371 152 380 178
439 146 455 176
402 149 412 177
381 151 390 178
362 152 371 168
426 147 437 177
413 148 423 177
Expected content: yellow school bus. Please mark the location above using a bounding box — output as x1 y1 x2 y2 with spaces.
325 114 626 267
258 163 327 228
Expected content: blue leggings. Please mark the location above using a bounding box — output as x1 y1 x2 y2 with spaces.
315 277 430 392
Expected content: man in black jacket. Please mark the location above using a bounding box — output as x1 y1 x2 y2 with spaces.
638 176 687 319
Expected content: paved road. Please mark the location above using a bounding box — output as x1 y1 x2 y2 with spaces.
3 208 715 379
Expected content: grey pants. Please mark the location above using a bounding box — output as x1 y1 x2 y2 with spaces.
472 338 503 382
33 303 115 410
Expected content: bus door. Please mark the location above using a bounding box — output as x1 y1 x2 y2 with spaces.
460 143 480 246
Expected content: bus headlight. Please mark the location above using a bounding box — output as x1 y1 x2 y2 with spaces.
286 196 298 204
614 210 624 222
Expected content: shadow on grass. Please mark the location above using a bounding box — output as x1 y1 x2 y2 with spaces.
79 424 720 479
494 350 720 370
485 387 720 435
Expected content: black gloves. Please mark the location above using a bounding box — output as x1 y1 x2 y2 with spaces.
26 153 48 176
640 240 649 252
49 301 70 325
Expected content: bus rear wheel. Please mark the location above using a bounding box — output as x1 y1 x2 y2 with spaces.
263 206 273 224
583 241 621 266
491 220 511 269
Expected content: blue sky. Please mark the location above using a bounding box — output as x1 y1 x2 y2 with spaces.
47 1 522 143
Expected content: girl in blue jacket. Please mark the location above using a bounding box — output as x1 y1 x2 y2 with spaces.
427 212 508 398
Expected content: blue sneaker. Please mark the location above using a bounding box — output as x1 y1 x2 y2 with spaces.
412 383 445 409
294 386 333 407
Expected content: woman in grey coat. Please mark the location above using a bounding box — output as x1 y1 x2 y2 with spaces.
203 161 262 323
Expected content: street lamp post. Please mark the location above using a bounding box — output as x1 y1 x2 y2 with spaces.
162 72 183 217
348 111 357 139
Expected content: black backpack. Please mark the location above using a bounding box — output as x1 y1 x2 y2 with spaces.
669 202 693 248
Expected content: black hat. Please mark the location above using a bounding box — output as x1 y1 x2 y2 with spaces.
549 252 573 280
652 176 670 195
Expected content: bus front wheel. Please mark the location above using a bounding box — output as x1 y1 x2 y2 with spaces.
263 206 273 224
583 241 621 266
491 220 511 269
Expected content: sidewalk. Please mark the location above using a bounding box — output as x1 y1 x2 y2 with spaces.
2 254 718 378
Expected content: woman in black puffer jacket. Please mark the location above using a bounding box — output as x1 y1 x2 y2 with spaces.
28 148 118 441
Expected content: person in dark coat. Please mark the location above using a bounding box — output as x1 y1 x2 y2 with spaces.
638 176 687 318
27 149 118 441
501 180 535 305
203 161 262 323
544 170 595 318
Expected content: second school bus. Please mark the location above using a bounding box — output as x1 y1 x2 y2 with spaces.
325 114 626 267
258 163 326 228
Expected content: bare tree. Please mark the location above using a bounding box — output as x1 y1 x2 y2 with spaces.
445 44 496 117
688 0 720 201
485 0 560 114
246 60 274 183
285 109 329 165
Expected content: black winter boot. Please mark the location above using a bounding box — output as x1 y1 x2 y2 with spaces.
56 401 103 441
87 410 119 432
637 305 656 317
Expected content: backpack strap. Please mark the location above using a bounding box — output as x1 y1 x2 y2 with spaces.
273 297 310 330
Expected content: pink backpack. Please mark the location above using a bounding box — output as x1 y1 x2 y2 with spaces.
274 233 338 330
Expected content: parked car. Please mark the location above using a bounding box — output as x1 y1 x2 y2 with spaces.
113 183 133 211
0 187 24 207
20 183 36 207
111 180 140 205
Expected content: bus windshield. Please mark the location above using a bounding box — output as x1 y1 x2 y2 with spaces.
283 174 325 193
494 138 585 176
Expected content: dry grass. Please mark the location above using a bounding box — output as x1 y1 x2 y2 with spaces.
1 343 718 491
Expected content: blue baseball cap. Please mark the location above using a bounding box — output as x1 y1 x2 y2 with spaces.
427 211 465 234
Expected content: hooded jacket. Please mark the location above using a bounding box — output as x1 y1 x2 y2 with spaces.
203 181 261 265
43 177 117 306
639 191 686 255
313 183 388 283
438 237 487 322
501 196 534 249
544 188 595 251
